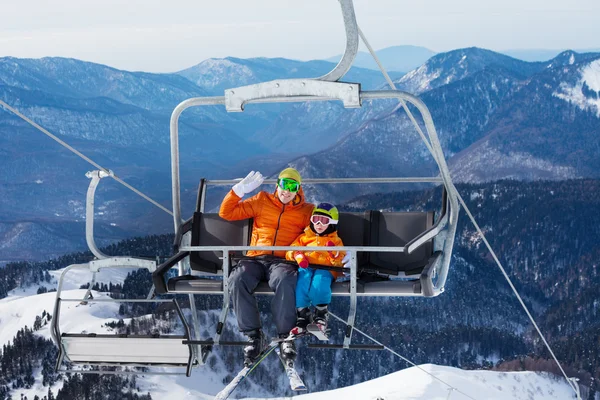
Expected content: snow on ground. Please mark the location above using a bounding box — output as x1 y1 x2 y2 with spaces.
0 262 141 348
138 363 577 400
10 367 64 400
553 59 600 117
277 364 575 400
46 264 137 290
1 287 578 400
1 288 122 400
0 289 121 346
2 263 136 303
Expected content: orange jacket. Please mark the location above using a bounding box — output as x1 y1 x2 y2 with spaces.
286 227 346 279
219 187 314 258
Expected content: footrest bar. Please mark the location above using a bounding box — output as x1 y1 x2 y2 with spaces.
183 340 249 346
307 344 384 350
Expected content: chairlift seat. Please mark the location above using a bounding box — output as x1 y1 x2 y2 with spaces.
61 333 192 367
153 208 440 296
368 210 435 276
53 298 194 376
189 212 252 274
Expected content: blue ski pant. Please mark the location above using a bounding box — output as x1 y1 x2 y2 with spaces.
295 267 334 308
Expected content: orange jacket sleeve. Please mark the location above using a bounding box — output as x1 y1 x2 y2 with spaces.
286 233 306 262
326 236 345 267
219 190 261 221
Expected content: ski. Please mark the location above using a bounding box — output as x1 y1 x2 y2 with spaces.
214 365 251 400
306 323 329 341
275 346 307 391
214 340 279 400
214 333 302 400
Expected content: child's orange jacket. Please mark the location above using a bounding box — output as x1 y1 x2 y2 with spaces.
285 227 345 279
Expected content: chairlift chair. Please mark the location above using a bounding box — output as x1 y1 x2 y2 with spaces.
152 0 459 352
51 0 459 374
51 171 197 376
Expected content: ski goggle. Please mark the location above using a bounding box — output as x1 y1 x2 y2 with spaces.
277 178 300 193
310 214 338 225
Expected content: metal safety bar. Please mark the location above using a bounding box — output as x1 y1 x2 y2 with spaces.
170 89 458 293
168 86 458 352
206 177 444 185
50 258 200 376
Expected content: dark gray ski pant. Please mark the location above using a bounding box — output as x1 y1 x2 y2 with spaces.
228 256 297 335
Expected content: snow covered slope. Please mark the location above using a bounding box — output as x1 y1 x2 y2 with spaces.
0 285 579 400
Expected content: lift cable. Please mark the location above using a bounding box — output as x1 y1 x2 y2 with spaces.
328 311 481 400
356 22 578 397
0 99 173 217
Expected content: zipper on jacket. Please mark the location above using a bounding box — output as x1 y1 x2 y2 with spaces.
271 204 286 255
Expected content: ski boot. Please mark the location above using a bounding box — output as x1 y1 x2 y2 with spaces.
313 305 330 336
243 329 267 367
290 307 311 335
278 333 297 368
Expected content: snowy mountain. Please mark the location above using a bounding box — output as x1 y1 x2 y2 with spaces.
2 47 600 262
290 48 600 202
394 47 544 94
0 287 581 400
176 57 400 95
325 45 436 73
450 53 600 182
502 48 600 62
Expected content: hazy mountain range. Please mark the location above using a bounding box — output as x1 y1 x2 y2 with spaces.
1 46 599 261
325 44 600 71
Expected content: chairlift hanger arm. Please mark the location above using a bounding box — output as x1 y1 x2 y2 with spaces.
319 0 359 82
170 87 451 230
85 170 114 260
225 80 361 112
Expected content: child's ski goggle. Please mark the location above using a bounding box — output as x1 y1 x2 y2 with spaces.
310 214 338 225
277 178 300 193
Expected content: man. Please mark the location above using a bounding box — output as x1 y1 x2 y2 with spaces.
219 167 314 366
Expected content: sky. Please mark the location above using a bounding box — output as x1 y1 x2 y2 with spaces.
1 0 599 73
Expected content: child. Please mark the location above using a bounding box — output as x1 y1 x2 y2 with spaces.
286 202 345 335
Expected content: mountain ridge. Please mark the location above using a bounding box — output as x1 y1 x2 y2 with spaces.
2 47 600 261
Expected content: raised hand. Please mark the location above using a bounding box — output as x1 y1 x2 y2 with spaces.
232 171 264 198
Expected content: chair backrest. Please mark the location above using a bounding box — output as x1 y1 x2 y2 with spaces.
368 211 434 276
189 212 252 274
186 210 434 276
336 211 371 268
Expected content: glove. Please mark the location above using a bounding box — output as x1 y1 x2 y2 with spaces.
293 251 309 268
341 251 353 266
325 240 338 258
342 251 353 276
232 171 264 198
